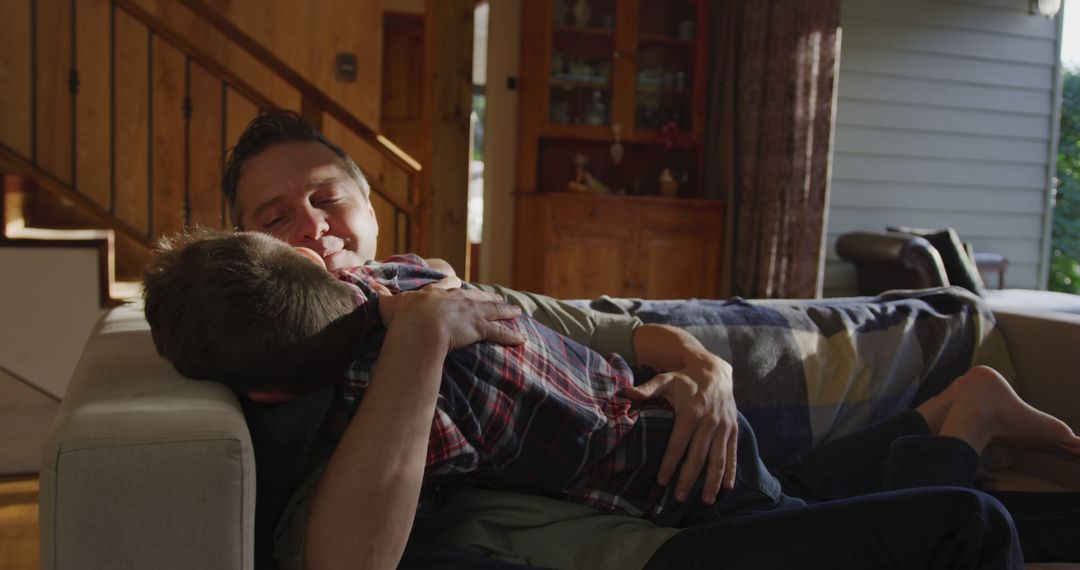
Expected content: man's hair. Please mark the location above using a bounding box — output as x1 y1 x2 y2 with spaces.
221 110 371 227
142 229 359 394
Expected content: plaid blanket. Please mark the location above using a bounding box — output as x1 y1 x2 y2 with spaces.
576 287 1010 465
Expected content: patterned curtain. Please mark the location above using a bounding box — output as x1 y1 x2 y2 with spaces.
704 0 842 299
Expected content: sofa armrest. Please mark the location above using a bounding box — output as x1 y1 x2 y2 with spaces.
40 305 256 570
991 309 1080 491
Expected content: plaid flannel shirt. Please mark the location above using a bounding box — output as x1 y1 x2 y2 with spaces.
335 255 676 518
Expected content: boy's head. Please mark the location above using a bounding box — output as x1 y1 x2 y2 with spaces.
142 229 359 395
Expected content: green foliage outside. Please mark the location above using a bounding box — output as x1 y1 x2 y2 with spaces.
1050 69 1080 293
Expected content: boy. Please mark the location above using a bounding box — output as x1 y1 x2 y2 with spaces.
142 229 790 524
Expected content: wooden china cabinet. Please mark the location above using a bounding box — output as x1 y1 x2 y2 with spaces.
513 0 725 300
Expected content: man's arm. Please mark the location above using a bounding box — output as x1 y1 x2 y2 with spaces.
469 284 641 358
471 283 738 504
625 324 739 505
303 287 524 570
424 257 457 277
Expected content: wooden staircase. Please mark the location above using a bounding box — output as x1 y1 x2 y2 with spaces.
1 172 138 307
0 0 422 308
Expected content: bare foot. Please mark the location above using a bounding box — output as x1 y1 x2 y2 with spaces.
938 366 1080 456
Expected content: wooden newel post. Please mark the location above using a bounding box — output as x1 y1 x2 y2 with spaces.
420 0 472 273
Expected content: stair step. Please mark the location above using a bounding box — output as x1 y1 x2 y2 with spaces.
110 281 142 304
1 225 139 308
4 227 112 241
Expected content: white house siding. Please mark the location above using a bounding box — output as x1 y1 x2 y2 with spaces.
823 0 1063 296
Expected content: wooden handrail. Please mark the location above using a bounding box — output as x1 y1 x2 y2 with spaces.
0 142 152 250
112 0 278 115
111 0 418 215
178 0 423 175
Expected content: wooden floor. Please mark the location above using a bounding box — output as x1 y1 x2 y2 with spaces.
0 475 39 570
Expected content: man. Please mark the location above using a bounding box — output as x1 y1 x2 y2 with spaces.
224 111 741 569
224 112 1037 570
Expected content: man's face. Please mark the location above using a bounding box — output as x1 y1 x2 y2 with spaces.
234 141 378 271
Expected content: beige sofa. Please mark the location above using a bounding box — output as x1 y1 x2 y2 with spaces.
40 303 1080 570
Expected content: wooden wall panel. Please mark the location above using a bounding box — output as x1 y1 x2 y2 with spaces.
75 0 112 209
0 0 32 157
151 39 186 238
371 193 397 257
36 0 73 183
187 64 225 229
381 12 424 160
222 89 259 227
113 10 150 234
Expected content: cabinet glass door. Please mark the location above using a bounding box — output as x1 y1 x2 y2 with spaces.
635 0 697 132
549 0 617 127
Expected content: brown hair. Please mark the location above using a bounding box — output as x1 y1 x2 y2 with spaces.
221 110 371 228
142 229 359 394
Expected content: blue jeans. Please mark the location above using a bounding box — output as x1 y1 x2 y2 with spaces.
646 411 1079 569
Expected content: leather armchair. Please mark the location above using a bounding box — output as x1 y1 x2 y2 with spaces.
835 231 951 295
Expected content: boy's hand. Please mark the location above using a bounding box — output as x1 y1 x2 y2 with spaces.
625 324 738 505
623 352 737 505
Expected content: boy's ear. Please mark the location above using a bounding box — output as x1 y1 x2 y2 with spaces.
247 390 299 403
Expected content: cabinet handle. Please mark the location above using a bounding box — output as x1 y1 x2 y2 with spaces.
623 278 634 290
638 280 647 292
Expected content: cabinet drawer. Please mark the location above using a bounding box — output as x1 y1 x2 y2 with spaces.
549 198 638 226
646 204 724 228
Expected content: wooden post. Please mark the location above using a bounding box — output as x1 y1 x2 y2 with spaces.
421 0 472 272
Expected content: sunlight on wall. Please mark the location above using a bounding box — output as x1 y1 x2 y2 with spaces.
1064 1 1080 69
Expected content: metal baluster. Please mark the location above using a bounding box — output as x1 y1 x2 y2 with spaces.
69 0 77 189
220 81 227 229
182 56 192 228
30 0 37 165
109 1 116 215
147 28 154 240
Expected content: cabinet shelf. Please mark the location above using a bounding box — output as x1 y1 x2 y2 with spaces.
638 33 695 47
516 0 720 299
553 25 616 37
551 78 612 90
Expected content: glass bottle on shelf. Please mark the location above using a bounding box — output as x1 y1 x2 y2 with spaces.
635 0 696 132
549 0 616 126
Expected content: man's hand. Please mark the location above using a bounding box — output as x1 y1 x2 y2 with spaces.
378 283 525 351
625 324 738 505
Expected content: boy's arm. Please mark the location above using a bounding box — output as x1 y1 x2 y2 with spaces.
303 287 524 570
625 324 738 506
